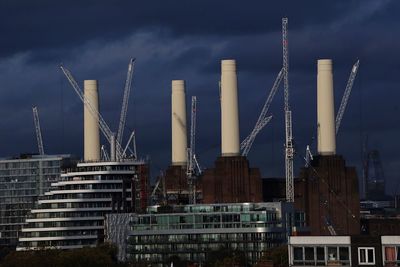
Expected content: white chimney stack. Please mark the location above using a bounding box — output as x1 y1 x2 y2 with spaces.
171 80 188 166
220 59 240 156
317 59 336 155
84 80 101 161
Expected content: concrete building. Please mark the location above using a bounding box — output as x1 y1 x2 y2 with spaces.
105 202 306 265
17 160 146 250
0 154 73 248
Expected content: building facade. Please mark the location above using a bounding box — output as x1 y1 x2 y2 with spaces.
105 202 306 265
288 235 400 267
295 155 360 236
0 154 73 248
17 160 147 250
201 156 263 204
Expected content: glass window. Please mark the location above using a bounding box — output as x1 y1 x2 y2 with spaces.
358 247 375 265
293 247 303 261
339 247 349 261
367 249 374 262
397 246 400 262
328 247 338 261
316 247 325 261
385 246 396 263
305 247 314 261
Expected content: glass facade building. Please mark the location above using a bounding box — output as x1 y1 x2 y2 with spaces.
17 160 145 250
106 202 306 265
0 154 73 248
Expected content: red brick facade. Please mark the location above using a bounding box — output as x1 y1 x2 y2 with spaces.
295 155 360 235
201 156 263 203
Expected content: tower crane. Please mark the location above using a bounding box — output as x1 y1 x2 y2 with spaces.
122 130 137 159
335 60 360 134
117 58 135 146
60 65 123 158
187 96 201 204
32 106 45 155
241 68 283 156
282 17 295 202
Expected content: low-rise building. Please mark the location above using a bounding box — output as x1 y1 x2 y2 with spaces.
288 235 400 267
105 202 307 265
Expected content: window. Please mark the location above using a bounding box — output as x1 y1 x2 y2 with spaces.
291 245 350 266
293 247 303 262
328 246 338 261
305 247 314 261
316 247 325 262
339 247 350 261
358 247 375 265
384 246 400 265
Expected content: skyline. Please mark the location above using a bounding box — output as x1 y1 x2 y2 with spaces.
0 1 399 194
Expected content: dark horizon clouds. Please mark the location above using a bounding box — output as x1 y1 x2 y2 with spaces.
0 1 399 194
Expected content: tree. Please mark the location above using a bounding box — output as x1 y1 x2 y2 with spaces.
205 248 248 267
254 246 288 267
0 244 128 267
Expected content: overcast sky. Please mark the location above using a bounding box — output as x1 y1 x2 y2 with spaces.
0 1 399 194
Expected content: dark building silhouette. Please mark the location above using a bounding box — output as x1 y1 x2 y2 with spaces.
295 155 360 235
201 156 262 203
262 178 286 202
164 165 189 204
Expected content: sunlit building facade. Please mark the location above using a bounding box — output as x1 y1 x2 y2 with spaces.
106 202 306 265
17 160 146 250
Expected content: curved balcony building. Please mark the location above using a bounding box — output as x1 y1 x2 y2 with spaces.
17 160 147 250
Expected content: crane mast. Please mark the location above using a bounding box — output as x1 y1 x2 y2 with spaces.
335 60 360 134
117 58 135 146
60 65 123 158
282 17 295 202
187 96 197 204
241 68 283 156
32 106 45 155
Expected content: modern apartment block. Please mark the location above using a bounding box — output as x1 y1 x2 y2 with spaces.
17 160 147 250
105 202 307 265
0 154 73 248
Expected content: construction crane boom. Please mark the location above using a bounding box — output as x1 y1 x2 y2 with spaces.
117 58 135 146
324 216 337 235
241 68 283 156
101 145 110 161
241 116 273 156
335 60 360 134
304 145 313 167
60 65 123 157
283 17 295 203
32 106 45 155
122 130 137 159
187 96 198 204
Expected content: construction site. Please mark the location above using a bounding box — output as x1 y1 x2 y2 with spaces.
1 15 399 267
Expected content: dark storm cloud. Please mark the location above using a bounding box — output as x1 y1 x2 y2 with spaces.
0 0 399 192
0 0 358 60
